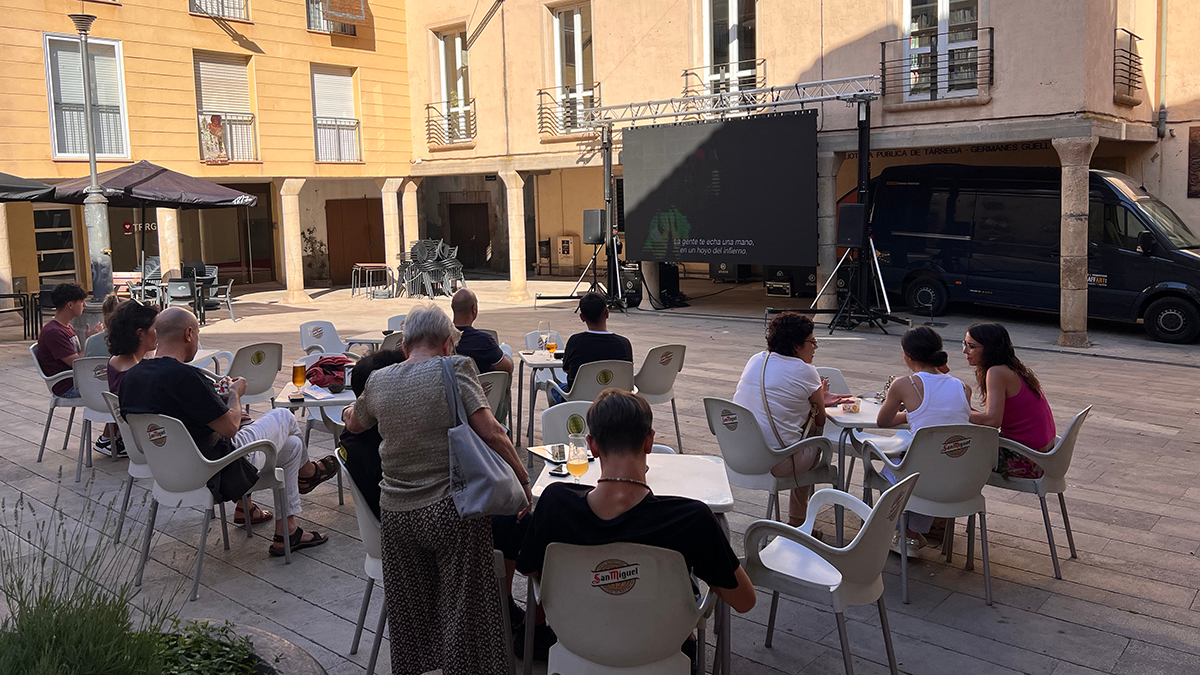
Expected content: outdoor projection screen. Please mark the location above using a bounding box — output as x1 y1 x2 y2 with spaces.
622 110 818 266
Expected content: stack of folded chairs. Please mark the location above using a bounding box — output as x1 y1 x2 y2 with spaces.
397 239 465 298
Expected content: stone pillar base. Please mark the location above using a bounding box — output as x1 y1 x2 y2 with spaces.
283 290 315 305
1057 331 1090 348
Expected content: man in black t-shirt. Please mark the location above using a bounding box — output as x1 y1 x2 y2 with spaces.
517 390 756 662
558 292 633 395
451 288 512 375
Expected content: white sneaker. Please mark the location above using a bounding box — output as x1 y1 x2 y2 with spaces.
94 436 113 457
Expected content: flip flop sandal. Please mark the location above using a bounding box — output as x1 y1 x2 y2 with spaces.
233 504 273 525
298 456 339 494
269 527 329 557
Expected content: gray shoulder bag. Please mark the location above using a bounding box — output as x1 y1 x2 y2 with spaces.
441 357 526 519
760 352 817 447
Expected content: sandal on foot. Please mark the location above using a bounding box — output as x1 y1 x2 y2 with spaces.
233 503 273 525
298 456 339 494
270 527 328 557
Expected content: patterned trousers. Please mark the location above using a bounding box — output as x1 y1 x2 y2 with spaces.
381 496 508 675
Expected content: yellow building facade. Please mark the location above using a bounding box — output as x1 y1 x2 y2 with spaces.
0 0 411 301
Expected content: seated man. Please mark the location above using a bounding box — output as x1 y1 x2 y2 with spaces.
450 288 512 375
120 308 336 555
556 292 633 399
517 390 756 665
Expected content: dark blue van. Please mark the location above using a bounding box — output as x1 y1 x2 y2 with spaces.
871 164 1200 343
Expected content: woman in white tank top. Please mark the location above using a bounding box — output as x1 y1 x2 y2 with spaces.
875 327 972 549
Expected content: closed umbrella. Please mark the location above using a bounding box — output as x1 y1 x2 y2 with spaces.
0 172 55 202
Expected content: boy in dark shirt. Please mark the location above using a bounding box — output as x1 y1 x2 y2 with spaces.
517 390 756 663
36 283 103 398
559 292 633 394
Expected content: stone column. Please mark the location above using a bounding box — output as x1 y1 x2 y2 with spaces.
381 178 404 268
500 171 528 302
400 177 423 255
280 178 313 305
155 207 182 280
0 205 13 298
1052 136 1098 348
816 152 847 310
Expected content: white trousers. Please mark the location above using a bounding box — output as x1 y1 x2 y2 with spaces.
235 408 305 520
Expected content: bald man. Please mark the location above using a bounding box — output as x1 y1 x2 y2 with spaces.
119 308 331 555
451 288 512 375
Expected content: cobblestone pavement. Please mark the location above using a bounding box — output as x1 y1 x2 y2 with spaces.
1 282 1196 674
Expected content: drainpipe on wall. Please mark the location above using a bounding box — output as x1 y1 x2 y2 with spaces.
1156 0 1168 138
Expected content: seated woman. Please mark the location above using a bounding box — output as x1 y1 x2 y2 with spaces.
876 326 972 549
963 323 1055 478
732 312 851 532
107 299 159 398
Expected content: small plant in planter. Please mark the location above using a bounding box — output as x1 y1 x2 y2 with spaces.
0 482 277 675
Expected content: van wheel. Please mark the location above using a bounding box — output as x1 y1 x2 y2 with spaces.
905 278 948 316
1144 297 1200 343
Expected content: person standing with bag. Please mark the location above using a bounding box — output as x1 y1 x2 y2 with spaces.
344 304 531 675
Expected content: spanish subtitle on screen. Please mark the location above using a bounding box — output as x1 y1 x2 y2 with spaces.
678 238 754 256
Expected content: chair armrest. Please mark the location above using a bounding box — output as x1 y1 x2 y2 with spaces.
218 439 279 487
771 436 833 467
45 371 74 387
800 488 872 532
862 438 905 471
998 436 1045 462
696 581 717 619
744 519 847 572
304 345 326 355
194 367 220 381
545 380 569 399
340 351 362 362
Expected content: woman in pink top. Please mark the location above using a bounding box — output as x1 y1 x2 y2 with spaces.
963 323 1056 478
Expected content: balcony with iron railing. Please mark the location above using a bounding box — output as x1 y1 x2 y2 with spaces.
190 0 248 21
679 59 768 118
880 27 994 106
1113 28 1143 107
306 0 356 35
537 83 601 138
314 117 362 162
198 111 257 163
425 99 477 148
54 103 124 155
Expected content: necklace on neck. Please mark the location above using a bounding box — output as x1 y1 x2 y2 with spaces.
597 477 651 490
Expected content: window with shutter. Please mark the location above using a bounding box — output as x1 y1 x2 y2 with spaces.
311 65 360 162
44 34 128 158
193 51 255 162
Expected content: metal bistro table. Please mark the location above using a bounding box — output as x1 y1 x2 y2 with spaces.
525 453 737 675
514 350 564 455
346 332 386 352
824 398 909 545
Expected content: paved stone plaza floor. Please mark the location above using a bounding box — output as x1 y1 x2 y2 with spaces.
1 280 1197 674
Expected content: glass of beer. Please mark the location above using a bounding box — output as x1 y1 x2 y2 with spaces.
567 433 588 483
546 339 557 354
292 362 306 387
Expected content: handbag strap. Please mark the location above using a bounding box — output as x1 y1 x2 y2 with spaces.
440 357 469 427
759 352 789 448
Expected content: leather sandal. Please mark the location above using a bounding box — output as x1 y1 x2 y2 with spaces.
297 456 339 494
233 502 273 525
269 527 328 557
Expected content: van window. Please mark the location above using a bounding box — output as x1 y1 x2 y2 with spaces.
1089 201 1148 251
975 191 1059 246
876 183 971 237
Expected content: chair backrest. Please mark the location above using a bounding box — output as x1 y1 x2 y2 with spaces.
102 391 147 467
228 342 284 398
650 444 677 454
335 453 382 560
477 371 511 413
299 321 347 354
524 330 562 350
479 327 500 344
901 424 999 504
72 357 112 415
541 542 700 668
29 344 54 385
703 397 788 476
634 344 686 397
1036 406 1091 483
125 413 220 494
380 331 404 352
84 333 110 357
815 366 852 396
387 314 407 331
564 360 634 401
319 406 345 438
541 401 591 446
165 278 195 300
839 474 919 587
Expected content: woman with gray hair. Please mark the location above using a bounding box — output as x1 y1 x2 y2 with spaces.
343 303 531 675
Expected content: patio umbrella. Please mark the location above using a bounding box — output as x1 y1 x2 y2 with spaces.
51 160 257 209
0 172 55 202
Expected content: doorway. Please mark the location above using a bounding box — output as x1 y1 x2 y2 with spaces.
326 198 385 286
447 202 490 269
33 206 78 288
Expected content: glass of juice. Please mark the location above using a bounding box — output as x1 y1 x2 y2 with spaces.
567 433 588 483
292 362 307 387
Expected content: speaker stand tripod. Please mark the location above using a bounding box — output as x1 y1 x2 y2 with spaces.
809 236 909 335
533 244 610 306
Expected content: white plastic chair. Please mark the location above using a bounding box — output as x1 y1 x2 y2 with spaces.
703 397 837 520
127 412 290 601
546 360 634 404
317 407 347 506
985 406 1090 579
189 343 234 375
380 331 403 352
743 475 919 675
227 342 284 408
650 444 677 454
336 452 388 675
861 423 1000 605
299 320 360 359
103 391 154 544
478 370 513 431
541 401 591 446
634 345 686 453
30 344 86 465
540 542 714 675
386 314 407 332
72 357 116 483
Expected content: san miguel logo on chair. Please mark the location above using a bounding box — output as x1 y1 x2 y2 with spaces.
596 369 614 386
311 327 323 339
146 424 167 448
92 364 107 381
720 409 738 431
940 435 971 458
659 351 674 367
591 559 640 595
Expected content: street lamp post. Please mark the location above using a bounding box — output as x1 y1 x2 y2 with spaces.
68 13 113 300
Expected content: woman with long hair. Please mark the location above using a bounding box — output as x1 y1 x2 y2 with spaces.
963 323 1055 478
106 300 159 396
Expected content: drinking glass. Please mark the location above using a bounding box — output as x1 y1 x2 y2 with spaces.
537 321 551 350
292 362 306 387
567 433 588 483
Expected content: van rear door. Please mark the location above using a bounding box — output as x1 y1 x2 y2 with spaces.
1087 196 1157 320
968 188 1061 310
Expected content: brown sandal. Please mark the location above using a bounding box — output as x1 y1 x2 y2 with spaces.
298 456 339 494
233 502 273 525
